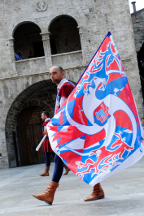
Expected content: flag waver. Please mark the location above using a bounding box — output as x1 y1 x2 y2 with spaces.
47 32 144 186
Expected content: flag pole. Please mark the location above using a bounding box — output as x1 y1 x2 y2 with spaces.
36 134 46 151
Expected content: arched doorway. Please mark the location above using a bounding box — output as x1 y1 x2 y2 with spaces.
5 79 57 167
17 106 44 166
13 22 44 59
49 15 81 54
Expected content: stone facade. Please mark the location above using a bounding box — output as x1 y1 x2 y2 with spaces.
0 0 142 168
131 9 144 104
131 9 144 53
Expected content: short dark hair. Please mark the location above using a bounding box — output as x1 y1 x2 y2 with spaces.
42 111 49 117
58 66 65 73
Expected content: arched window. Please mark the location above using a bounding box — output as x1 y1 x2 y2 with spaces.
49 15 81 55
13 22 44 60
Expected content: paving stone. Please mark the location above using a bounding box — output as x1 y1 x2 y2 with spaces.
0 158 144 215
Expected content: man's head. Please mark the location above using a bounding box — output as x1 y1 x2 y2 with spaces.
41 111 49 121
49 66 65 85
141 118 144 124
18 51 22 56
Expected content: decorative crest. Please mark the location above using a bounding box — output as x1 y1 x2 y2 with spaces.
36 1 48 12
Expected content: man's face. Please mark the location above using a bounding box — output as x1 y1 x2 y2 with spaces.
41 113 45 121
50 66 65 85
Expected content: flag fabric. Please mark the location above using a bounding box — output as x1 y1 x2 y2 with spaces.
47 32 144 186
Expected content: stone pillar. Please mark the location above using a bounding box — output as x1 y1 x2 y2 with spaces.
41 32 52 70
77 26 87 65
9 38 17 75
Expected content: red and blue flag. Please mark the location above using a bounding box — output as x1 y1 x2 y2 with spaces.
47 32 144 186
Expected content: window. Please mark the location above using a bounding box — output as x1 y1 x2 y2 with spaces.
13 22 44 59
49 16 81 54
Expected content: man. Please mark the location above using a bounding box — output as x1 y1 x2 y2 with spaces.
15 52 23 61
33 66 104 204
40 111 55 176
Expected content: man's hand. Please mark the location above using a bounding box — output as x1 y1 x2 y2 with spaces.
44 128 48 136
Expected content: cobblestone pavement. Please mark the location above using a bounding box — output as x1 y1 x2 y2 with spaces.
0 157 144 216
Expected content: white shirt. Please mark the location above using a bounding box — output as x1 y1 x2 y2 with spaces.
55 78 68 113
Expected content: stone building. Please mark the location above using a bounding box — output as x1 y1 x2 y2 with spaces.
0 0 142 168
131 6 144 103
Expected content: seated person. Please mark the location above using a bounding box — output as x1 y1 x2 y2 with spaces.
15 51 24 60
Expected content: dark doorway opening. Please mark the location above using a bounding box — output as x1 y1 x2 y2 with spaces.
16 106 45 166
5 79 57 168
33 41 44 57
50 38 57 55
49 15 81 54
14 22 44 59
137 43 144 102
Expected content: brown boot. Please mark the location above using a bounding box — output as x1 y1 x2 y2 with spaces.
32 181 59 205
63 165 70 175
84 183 104 201
40 166 49 176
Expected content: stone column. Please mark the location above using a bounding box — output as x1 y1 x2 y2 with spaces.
9 38 17 75
77 26 87 65
41 32 52 70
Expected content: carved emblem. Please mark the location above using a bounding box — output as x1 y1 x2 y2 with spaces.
36 1 48 12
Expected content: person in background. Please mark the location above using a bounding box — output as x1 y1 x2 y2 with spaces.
15 53 23 61
18 51 24 59
40 111 55 176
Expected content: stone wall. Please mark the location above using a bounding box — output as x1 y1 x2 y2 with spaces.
0 0 142 168
131 9 144 52
131 9 144 107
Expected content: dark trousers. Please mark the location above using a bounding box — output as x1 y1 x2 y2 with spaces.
45 152 55 166
52 154 64 183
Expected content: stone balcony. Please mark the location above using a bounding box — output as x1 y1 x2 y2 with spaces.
15 56 46 76
51 50 83 69
15 50 83 76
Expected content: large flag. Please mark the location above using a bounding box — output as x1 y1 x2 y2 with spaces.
47 32 144 186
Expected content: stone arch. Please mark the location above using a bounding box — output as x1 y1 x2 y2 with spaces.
5 76 76 167
12 21 42 37
13 21 44 59
48 15 81 55
47 3 86 32
22 100 51 111
48 14 79 31
5 79 57 167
